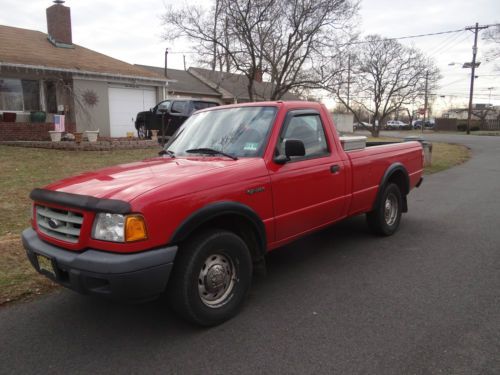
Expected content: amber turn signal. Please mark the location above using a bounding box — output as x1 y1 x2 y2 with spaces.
125 215 148 242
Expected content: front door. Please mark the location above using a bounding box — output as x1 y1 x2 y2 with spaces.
269 110 347 241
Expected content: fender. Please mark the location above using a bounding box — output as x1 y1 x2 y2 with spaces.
170 201 267 257
372 163 410 212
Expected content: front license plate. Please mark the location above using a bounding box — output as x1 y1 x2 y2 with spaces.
36 254 55 277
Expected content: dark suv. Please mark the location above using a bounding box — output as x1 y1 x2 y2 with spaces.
135 99 219 139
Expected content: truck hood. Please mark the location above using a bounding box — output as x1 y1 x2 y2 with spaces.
45 157 262 202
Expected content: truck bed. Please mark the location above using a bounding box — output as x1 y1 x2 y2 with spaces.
345 141 424 216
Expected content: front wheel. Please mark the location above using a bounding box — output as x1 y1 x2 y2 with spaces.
167 230 252 326
366 183 403 236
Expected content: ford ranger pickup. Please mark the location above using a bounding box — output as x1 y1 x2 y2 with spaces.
23 101 424 326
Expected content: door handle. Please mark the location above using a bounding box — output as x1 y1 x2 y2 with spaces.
330 165 341 173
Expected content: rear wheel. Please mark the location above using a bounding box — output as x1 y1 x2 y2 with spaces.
367 183 403 236
167 229 252 326
137 124 148 139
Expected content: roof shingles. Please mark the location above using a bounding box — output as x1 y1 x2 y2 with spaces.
0 25 165 81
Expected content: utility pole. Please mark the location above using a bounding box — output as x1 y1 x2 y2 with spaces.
422 71 429 134
183 55 187 71
465 23 488 135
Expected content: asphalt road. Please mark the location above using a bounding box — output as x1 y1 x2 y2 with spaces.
1 133 499 375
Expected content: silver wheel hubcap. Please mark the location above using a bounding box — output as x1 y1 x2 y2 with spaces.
384 193 398 226
138 126 146 138
198 253 235 307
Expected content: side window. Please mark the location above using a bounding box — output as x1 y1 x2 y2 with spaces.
171 101 186 114
278 114 329 159
193 101 209 110
156 101 170 114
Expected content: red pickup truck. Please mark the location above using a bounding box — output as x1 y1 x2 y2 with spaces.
23 101 423 326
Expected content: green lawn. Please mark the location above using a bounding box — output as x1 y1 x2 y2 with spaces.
425 142 471 174
0 146 159 236
363 137 470 174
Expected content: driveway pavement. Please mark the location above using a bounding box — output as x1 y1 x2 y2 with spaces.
1 133 499 374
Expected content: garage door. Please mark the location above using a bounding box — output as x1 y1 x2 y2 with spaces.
108 87 157 137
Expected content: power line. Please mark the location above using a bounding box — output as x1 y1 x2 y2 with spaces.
426 31 468 58
169 23 500 54
168 27 471 54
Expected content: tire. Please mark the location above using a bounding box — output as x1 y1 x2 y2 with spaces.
137 124 147 139
366 183 403 236
167 229 252 326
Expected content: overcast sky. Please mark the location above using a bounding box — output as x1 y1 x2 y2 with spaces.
1 0 499 107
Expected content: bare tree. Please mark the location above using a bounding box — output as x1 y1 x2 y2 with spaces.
472 106 495 128
483 24 500 70
162 0 358 101
322 35 439 136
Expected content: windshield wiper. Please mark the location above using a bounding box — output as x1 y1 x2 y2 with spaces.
158 149 175 158
185 148 238 160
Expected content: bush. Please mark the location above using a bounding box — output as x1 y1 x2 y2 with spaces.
457 124 480 132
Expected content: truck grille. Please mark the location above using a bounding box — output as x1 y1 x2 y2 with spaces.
36 205 83 243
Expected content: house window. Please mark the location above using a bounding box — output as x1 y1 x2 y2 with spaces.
45 81 58 114
0 78 40 112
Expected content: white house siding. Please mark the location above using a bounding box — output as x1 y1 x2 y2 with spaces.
72 79 110 136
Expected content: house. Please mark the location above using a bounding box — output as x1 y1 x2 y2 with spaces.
443 104 500 120
188 67 301 103
135 65 223 103
138 65 301 104
0 1 167 140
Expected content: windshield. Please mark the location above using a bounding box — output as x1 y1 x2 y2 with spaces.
165 106 277 158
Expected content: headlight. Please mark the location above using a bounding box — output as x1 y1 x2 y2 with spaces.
92 213 147 242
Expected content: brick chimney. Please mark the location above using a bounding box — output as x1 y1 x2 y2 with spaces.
46 0 73 47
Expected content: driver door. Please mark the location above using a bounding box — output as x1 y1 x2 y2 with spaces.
268 110 347 241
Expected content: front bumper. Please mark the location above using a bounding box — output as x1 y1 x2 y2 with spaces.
22 228 177 302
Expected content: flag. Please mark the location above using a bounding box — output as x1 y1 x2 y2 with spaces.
54 115 65 132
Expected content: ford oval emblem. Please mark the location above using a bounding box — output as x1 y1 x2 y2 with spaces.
48 218 61 229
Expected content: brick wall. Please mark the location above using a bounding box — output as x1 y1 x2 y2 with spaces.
0 122 76 141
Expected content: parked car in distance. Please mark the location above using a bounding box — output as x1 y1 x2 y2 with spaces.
135 99 219 139
385 120 410 130
412 120 435 129
353 121 373 130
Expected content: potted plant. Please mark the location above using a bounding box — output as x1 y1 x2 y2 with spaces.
30 111 47 123
48 130 62 142
85 129 99 142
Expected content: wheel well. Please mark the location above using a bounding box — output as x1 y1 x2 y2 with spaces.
387 169 409 195
387 170 409 212
178 214 263 264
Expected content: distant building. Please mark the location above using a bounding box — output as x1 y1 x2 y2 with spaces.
138 65 301 104
443 104 500 120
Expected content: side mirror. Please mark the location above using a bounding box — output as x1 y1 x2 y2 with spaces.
274 139 305 164
285 139 305 157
